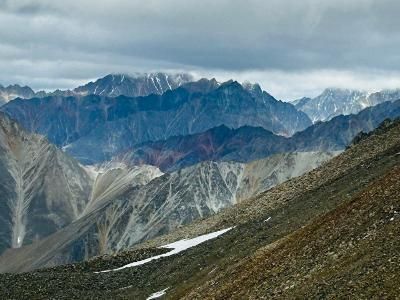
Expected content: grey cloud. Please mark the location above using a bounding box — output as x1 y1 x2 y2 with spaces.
1 0 400 97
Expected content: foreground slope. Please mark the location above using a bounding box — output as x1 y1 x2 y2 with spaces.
190 163 400 299
0 119 398 299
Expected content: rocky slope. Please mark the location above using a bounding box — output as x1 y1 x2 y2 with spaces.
0 119 398 299
0 112 93 255
2 79 311 164
0 151 335 272
295 88 400 122
0 111 162 259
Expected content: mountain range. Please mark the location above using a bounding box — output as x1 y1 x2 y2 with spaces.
294 87 400 122
103 98 400 172
1 78 312 164
3 74 400 128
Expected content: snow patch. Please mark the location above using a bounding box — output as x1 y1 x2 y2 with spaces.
98 227 233 273
61 144 71 151
147 288 169 299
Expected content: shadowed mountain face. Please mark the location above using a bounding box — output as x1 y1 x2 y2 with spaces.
0 151 336 272
1 79 312 164
118 125 291 172
295 88 400 122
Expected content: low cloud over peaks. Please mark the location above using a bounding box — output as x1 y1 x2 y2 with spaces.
1 0 400 98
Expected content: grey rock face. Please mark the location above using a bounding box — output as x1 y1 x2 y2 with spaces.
0 112 93 254
0 112 162 257
0 151 336 271
295 88 400 122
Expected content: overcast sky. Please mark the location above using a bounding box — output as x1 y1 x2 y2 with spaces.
1 0 400 99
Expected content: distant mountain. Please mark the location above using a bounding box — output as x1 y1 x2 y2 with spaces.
0 151 335 271
0 73 194 105
105 99 400 172
291 99 400 150
2 79 312 164
0 84 37 105
295 88 400 122
73 73 194 98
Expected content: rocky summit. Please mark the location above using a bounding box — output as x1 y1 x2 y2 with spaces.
73 73 194 98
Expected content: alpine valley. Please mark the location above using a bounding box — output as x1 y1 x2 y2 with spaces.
0 73 399 300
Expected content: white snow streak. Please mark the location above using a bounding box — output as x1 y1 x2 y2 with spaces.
146 288 169 300
98 227 233 273
165 75 172 90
